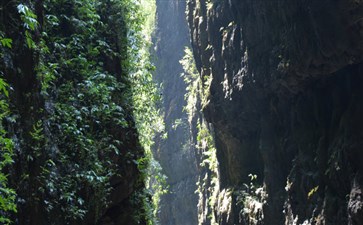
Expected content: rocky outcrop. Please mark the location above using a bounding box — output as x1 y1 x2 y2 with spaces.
152 0 199 224
187 0 363 224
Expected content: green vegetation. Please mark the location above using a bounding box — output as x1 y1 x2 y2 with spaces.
0 0 163 224
180 46 218 225
126 0 168 223
17 4 37 49
180 47 212 123
180 47 200 123
0 34 16 224
235 174 266 225
196 122 219 225
0 83 16 225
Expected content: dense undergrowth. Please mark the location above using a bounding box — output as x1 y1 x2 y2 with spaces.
0 35 16 224
0 0 163 224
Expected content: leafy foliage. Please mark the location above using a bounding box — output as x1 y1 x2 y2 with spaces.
180 47 211 123
0 39 12 49
0 40 16 224
235 175 266 225
17 4 38 48
125 0 169 223
196 121 219 225
0 0 162 224
181 45 219 225
0 90 16 224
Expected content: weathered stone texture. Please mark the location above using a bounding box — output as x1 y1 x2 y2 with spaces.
187 0 363 224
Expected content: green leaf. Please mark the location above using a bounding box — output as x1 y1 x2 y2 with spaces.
0 78 9 97
17 4 37 23
25 30 35 49
0 38 12 48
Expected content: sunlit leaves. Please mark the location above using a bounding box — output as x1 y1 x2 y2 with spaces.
0 65 15 224
1 0 160 224
17 4 38 30
0 78 9 98
17 4 38 48
124 1 169 224
0 39 12 49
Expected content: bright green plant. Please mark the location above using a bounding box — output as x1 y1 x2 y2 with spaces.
180 47 200 123
0 0 165 224
42 0 163 223
0 38 12 49
0 34 16 224
125 0 168 223
17 3 38 48
0 113 16 225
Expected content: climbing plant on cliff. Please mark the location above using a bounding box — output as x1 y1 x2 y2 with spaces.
128 0 168 222
181 46 219 225
0 37 16 224
180 47 212 123
0 0 161 224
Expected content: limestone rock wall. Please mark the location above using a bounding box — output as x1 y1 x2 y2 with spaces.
187 0 363 224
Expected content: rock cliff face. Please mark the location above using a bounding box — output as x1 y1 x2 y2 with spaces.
152 0 199 224
187 0 363 224
0 1 149 224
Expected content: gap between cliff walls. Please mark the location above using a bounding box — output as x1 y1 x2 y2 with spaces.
150 0 202 224
132 0 170 223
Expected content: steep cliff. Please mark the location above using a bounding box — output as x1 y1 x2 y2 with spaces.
152 0 199 224
0 1 153 224
187 0 363 224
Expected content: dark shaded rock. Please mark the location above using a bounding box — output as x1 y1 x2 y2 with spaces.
349 176 363 225
187 0 363 224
